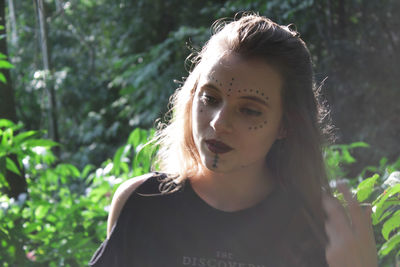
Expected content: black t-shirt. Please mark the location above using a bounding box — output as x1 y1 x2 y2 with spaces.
89 173 327 267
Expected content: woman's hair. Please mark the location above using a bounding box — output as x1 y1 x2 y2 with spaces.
153 13 332 243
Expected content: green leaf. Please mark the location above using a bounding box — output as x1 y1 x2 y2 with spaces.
35 205 50 219
0 172 10 189
342 149 356 164
23 139 59 148
5 157 21 175
0 119 13 128
128 128 142 147
349 142 370 149
13 130 40 145
382 210 400 241
356 174 379 202
82 164 94 178
379 231 400 256
56 164 81 177
0 72 6 83
373 184 400 223
0 60 14 69
112 146 125 176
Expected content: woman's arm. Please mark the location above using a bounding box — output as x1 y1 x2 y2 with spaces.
323 182 378 267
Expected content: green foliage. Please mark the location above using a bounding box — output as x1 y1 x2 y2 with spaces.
326 143 400 266
324 142 370 179
0 121 154 265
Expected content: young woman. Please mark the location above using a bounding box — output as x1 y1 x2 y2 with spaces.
90 14 377 267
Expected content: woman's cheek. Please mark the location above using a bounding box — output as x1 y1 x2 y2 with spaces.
246 117 268 131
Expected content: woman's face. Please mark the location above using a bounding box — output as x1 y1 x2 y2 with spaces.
191 53 285 173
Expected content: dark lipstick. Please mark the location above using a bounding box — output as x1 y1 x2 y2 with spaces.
205 139 233 154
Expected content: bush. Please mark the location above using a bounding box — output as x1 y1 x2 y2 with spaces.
0 120 399 265
0 120 154 266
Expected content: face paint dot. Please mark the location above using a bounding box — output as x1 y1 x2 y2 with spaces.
264 121 267 124
249 127 252 130
200 109 203 112
227 94 231 97
250 89 253 92
230 83 232 86
256 90 259 94
238 90 241 93
232 78 234 80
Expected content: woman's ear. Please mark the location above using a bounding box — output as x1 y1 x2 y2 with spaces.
277 122 287 140
277 125 287 140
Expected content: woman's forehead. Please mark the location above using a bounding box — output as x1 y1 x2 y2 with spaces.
198 54 283 96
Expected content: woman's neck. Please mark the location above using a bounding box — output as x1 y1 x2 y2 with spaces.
189 165 276 212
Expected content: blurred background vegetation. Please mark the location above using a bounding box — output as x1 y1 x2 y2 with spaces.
0 0 399 266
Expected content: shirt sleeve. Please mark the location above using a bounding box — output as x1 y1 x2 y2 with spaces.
88 224 123 267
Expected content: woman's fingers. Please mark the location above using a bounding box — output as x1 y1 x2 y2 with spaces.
323 193 357 267
323 192 352 236
323 181 378 267
336 182 365 233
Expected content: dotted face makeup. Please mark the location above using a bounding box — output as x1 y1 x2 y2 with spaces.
212 153 219 168
207 76 271 132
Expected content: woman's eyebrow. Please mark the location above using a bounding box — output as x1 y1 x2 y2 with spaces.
240 95 269 107
201 83 220 92
202 82 269 107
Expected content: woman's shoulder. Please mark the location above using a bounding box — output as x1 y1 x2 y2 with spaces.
106 172 166 237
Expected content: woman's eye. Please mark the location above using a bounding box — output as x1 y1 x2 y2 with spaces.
240 107 262 116
200 95 218 105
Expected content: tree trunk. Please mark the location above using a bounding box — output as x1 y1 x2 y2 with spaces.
35 0 60 151
7 0 17 46
0 0 27 198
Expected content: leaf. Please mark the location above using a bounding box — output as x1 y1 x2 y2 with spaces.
342 149 356 164
23 139 59 148
13 130 40 145
35 205 50 220
382 210 400 241
6 157 21 175
82 164 94 178
373 184 400 223
0 172 10 189
112 146 125 176
56 164 81 177
349 142 370 149
356 174 379 202
128 128 142 147
0 60 14 69
0 72 6 83
0 119 13 128
379 231 400 256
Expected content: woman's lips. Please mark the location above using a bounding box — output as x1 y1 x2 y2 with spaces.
205 139 233 154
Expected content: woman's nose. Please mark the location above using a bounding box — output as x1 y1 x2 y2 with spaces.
210 106 233 134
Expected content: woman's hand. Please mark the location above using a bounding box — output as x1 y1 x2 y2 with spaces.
323 182 378 267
